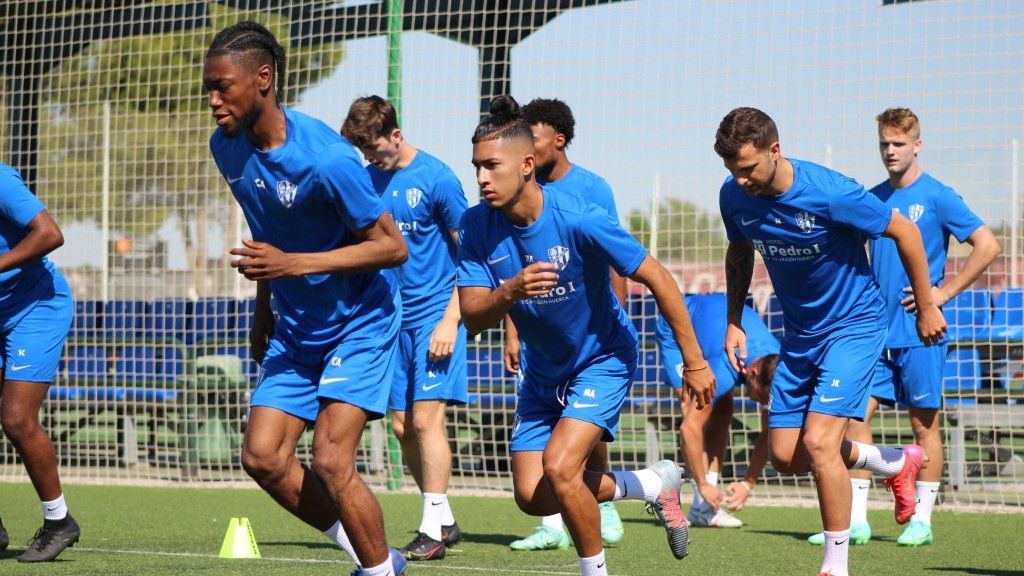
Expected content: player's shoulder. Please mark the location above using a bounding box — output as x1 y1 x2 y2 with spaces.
286 109 352 157
793 158 864 197
916 171 956 196
411 149 461 186
0 161 24 187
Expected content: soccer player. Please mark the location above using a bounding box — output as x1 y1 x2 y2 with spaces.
0 161 78 562
715 107 946 576
807 108 1000 548
204 22 408 576
458 95 716 576
655 293 779 528
505 97 626 551
341 95 468 561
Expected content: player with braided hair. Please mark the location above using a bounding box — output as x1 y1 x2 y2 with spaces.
456 95 715 575
204 21 408 576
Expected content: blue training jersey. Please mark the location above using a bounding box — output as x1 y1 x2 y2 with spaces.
539 164 620 222
0 162 65 320
869 172 983 347
210 108 397 349
368 150 467 329
720 158 892 341
655 294 780 369
457 187 647 383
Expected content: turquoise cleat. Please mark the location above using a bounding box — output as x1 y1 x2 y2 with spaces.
509 526 570 551
896 520 933 546
807 521 872 546
599 501 625 546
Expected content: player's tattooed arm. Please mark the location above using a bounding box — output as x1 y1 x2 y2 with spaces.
725 241 754 325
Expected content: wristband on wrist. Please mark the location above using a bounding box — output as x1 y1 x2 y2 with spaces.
683 363 710 373
740 480 753 492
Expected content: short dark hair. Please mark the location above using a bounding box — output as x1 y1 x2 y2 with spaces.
207 21 287 101
472 95 534 146
521 98 575 145
714 107 779 160
341 95 399 149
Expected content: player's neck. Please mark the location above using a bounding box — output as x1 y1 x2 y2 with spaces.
768 157 795 195
503 179 544 226
888 163 922 189
394 142 418 170
546 156 571 182
247 105 287 152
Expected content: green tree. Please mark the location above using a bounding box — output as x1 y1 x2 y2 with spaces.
628 198 727 264
35 5 344 281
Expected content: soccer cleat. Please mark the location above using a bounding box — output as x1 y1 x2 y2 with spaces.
807 521 872 546
509 525 570 551
400 532 446 561
349 547 407 576
687 507 744 528
644 459 690 560
896 520 933 547
17 515 80 563
441 521 463 547
0 516 9 551
884 445 927 525
599 501 625 545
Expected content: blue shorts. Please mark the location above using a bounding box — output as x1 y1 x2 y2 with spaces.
1 274 73 383
251 304 400 423
389 321 468 411
768 328 885 429
510 351 636 452
659 345 738 405
869 345 946 409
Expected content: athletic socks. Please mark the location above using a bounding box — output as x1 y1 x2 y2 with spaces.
542 513 565 531
419 493 446 541
611 469 661 501
819 529 850 576
850 441 905 477
579 550 608 576
41 494 68 522
691 471 719 512
323 520 360 565
850 478 871 524
912 481 941 524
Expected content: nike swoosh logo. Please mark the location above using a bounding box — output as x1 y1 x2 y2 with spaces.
819 395 844 403
227 176 244 184
597 563 605 569
10 364 31 371
45 505 60 512
430 501 443 506
422 382 443 391
741 217 759 226
487 254 510 265
572 401 599 409
834 539 847 545
319 377 349 385
912 393 930 401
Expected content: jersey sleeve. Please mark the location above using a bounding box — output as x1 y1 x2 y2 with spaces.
0 164 45 228
433 170 469 233
827 176 892 238
455 211 495 288
580 203 647 276
934 185 984 243
719 179 745 243
318 145 385 231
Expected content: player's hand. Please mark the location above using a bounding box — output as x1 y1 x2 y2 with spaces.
428 316 459 363
508 262 559 301
230 239 296 280
503 338 521 374
682 363 715 410
901 285 949 313
723 322 748 373
697 482 723 511
249 306 274 365
724 481 752 511
915 303 948 346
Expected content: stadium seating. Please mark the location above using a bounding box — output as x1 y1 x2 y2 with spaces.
943 288 992 342
988 288 1024 341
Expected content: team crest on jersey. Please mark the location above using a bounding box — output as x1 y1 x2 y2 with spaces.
406 187 424 209
907 203 925 222
276 180 297 208
795 211 815 233
547 245 571 270
751 239 766 256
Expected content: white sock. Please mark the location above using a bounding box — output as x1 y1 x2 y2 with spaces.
911 481 940 525
541 514 565 531
323 521 360 565
611 469 661 501
691 471 719 512
850 478 871 524
850 441 905 477
362 557 396 576
441 498 456 526
419 493 446 541
820 529 850 576
579 550 608 576
41 494 68 521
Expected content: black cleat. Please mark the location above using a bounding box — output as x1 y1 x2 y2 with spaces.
400 532 446 561
0 516 9 551
441 522 462 548
17 515 80 563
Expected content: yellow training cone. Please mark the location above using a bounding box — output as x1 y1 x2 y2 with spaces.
219 517 261 559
